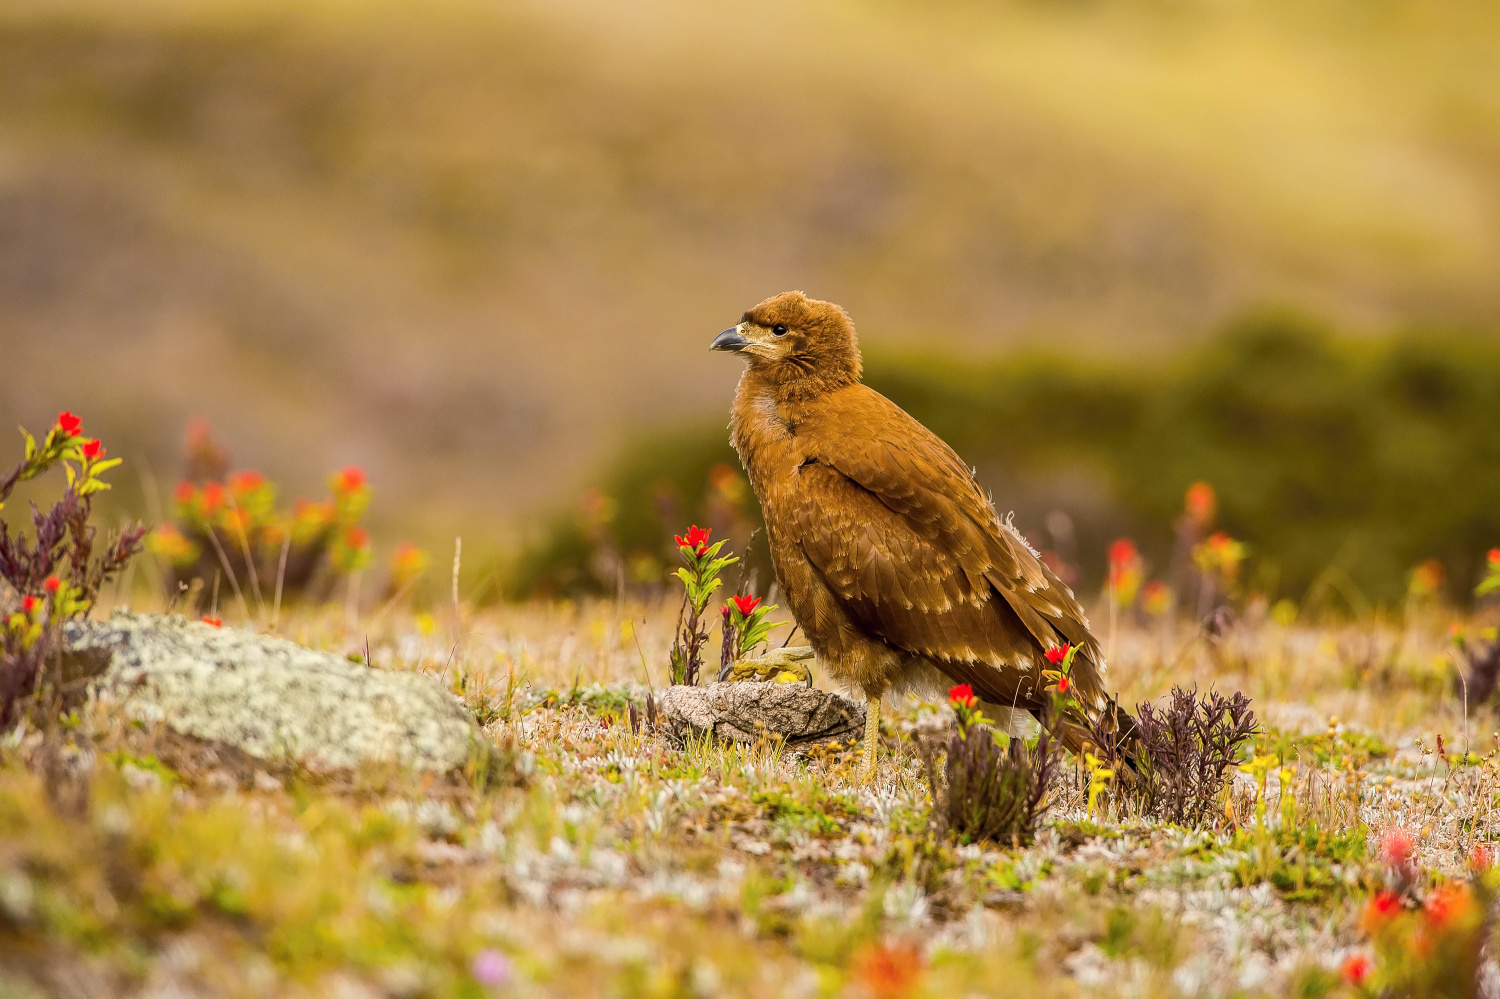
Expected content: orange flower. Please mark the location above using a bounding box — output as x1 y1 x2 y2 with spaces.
201 617 222 628
1423 883 1473 930
173 481 196 505
947 684 977 709
227 470 266 494
1184 481 1216 525
345 526 370 550
333 466 366 494
1141 581 1174 616
850 941 923 999
1489 548 1500 566
43 576 62 595
1340 953 1372 986
1469 843 1493 872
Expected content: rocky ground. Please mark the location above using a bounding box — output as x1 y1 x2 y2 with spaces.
0 597 1495 998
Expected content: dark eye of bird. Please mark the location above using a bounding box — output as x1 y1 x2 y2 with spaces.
773 324 787 336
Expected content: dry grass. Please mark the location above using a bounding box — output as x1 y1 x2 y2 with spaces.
1 590 1498 996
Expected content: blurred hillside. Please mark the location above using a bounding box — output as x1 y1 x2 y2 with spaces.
514 314 1500 609
1 0 1498 542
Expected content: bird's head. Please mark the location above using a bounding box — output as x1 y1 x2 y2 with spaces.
711 291 862 397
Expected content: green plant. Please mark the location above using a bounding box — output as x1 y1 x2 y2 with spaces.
921 683 1058 846
0 412 146 724
667 525 736 685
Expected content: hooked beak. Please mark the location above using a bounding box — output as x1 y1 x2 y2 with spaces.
710 325 751 352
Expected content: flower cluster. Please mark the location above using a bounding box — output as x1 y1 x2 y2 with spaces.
1192 530 1247 580
146 420 411 616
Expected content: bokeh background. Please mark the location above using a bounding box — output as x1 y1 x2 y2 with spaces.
3 0 1498 608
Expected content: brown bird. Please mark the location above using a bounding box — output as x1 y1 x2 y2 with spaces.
712 291 1113 780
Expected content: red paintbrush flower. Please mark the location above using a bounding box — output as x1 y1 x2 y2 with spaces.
1108 538 1138 566
1055 675 1072 693
1340 953 1372 986
345 526 370 550
334 466 366 493
173 481 196 505
20 595 40 616
80 438 105 461
228 470 265 493
1379 827 1415 871
201 616 222 628
948 683 976 709
56 411 83 437
674 525 713 555
1045 643 1070 665
201 482 226 514
731 594 761 617
43 576 61 595
1360 890 1401 933
1489 548 1500 566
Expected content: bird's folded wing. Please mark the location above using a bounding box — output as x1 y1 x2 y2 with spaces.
788 388 1104 696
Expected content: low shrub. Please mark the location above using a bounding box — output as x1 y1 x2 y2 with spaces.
920 684 1059 847
0 412 146 724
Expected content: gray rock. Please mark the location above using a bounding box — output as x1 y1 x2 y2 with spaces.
64 611 486 773
655 680 866 749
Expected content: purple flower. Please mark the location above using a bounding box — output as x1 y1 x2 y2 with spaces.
471 949 512 988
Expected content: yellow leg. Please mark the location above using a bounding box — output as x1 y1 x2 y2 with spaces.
860 695 880 783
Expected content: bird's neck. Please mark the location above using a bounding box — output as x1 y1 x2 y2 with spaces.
737 362 855 411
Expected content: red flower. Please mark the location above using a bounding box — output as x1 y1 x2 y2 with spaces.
1340 953 1372 986
201 616 222 628
1360 890 1401 933
1489 548 1500 566
56 411 83 437
1055 675 1072 693
43 576 61 595
731 594 761 617
1045 643 1070 665
80 438 105 461
345 526 370 550
1108 538 1138 566
201 482 226 514
674 525 713 555
20 595 40 616
173 481 196 504
1469 843 1494 873
948 684 977 709
1379 827 1415 871
335 466 366 493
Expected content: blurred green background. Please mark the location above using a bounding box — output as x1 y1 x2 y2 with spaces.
1 0 1497 607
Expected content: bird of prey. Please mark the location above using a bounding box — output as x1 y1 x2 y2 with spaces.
712 291 1113 780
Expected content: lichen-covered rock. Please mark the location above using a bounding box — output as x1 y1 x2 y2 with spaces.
65 611 485 773
655 681 865 749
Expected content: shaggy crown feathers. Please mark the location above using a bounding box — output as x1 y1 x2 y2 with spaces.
742 291 862 398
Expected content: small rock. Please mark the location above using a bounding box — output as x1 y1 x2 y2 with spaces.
655 681 865 749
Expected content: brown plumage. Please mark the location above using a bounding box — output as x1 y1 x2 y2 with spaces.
711 291 1113 775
